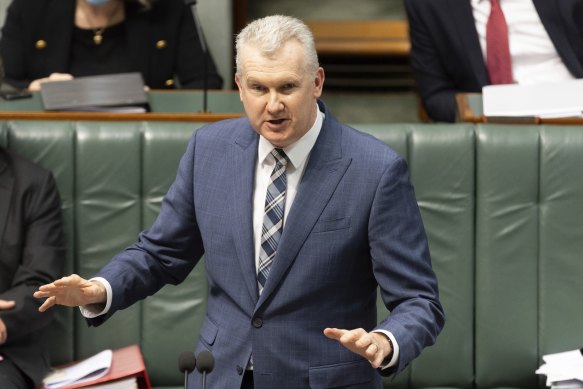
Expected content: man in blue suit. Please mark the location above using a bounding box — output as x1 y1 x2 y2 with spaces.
35 15 444 389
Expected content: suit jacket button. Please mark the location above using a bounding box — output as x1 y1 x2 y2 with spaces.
165 79 174 87
156 40 167 49
236 365 243 375
252 317 263 328
35 40 47 49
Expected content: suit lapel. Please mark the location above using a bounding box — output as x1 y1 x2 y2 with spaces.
450 0 489 86
256 106 352 309
533 0 583 77
230 123 261 304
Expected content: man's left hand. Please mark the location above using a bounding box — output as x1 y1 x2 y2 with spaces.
0 299 15 345
323 327 392 369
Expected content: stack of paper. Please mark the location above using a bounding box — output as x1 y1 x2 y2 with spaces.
43 350 112 389
482 79 583 118
536 349 583 389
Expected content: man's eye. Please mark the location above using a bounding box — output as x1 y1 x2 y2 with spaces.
282 84 296 91
251 85 265 92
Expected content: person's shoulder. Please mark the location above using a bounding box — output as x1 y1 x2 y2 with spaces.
3 149 53 183
149 0 188 12
404 0 448 12
340 123 402 163
194 117 254 141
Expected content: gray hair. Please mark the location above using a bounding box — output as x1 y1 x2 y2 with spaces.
235 15 319 77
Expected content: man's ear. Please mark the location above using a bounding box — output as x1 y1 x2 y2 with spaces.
234 74 244 101
313 67 325 98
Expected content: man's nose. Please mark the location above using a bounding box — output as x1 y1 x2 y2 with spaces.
266 92 284 113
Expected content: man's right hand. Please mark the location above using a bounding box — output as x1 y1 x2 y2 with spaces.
33 274 106 312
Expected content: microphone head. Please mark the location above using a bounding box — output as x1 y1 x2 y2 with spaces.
178 351 197 373
196 350 215 373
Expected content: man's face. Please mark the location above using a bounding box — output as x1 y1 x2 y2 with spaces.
235 40 324 148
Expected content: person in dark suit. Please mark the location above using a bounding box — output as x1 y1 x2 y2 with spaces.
34 15 444 389
405 0 583 122
0 147 65 389
0 0 223 91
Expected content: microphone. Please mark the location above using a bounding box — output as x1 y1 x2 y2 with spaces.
185 0 210 113
178 351 196 389
196 350 214 389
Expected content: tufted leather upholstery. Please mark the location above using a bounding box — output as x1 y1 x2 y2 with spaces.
2 121 582 389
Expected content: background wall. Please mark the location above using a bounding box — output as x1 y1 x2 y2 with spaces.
0 0 8 30
196 0 233 89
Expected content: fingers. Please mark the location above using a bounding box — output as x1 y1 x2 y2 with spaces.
38 296 57 313
0 318 7 345
36 274 86 294
0 300 16 310
323 327 347 340
34 274 95 311
323 328 389 368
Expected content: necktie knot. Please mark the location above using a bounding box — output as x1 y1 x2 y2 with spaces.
271 148 289 167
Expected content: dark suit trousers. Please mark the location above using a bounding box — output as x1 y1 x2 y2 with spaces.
0 358 32 389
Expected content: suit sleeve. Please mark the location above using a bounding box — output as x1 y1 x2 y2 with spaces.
88 131 205 326
0 171 65 342
369 156 445 374
174 3 223 89
0 0 33 90
405 0 458 122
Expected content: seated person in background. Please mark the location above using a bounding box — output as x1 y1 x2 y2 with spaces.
0 0 223 91
404 0 583 122
0 147 65 389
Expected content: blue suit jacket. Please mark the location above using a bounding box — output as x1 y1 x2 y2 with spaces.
405 0 583 122
91 101 444 388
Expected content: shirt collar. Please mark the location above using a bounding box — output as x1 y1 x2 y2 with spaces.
258 102 324 169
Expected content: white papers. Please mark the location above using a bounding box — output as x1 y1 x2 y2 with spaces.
43 349 113 389
536 348 583 389
482 79 583 118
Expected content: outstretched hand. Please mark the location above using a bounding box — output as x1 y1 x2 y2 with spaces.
0 300 15 345
323 327 393 369
33 274 106 312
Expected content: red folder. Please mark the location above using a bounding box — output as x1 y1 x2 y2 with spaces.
43 344 151 389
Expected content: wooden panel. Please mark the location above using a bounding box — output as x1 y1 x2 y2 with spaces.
306 20 410 56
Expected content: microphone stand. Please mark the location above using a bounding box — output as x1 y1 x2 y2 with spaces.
185 0 209 113
202 371 207 389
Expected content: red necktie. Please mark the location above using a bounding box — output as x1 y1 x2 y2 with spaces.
486 0 513 84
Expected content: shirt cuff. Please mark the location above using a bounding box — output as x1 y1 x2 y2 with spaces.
372 330 400 369
78 277 112 318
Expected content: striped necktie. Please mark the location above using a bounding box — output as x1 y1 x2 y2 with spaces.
257 148 289 292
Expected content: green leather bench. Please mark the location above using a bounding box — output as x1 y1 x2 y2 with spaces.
2 121 582 389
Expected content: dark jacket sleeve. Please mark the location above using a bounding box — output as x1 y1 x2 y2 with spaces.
0 163 65 342
404 0 458 122
0 0 33 90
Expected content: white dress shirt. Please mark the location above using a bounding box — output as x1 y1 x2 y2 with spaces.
471 0 575 84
